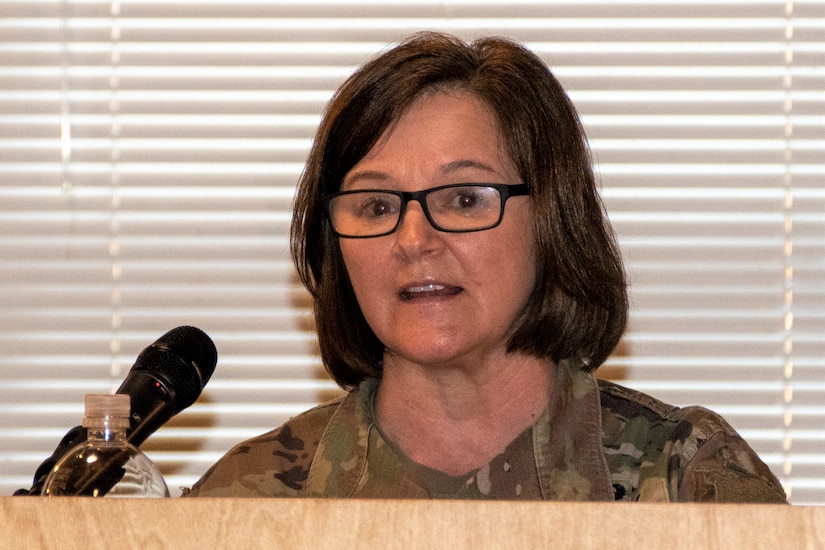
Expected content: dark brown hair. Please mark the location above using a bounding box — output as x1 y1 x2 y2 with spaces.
291 32 627 388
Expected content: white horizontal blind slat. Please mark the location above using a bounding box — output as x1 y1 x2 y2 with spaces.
1 0 823 503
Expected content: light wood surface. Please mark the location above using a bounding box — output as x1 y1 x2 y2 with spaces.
2 497 823 550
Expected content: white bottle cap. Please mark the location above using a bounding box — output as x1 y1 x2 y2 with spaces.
82 393 131 429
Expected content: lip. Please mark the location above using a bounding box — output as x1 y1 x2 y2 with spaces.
398 281 463 301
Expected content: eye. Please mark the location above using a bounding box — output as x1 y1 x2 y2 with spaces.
440 186 495 213
456 191 480 209
354 194 399 219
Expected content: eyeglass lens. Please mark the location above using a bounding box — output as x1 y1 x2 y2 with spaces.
327 185 506 237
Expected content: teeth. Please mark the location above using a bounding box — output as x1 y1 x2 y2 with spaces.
405 284 444 293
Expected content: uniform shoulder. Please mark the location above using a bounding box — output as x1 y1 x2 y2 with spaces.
598 378 739 448
598 379 786 503
598 378 759 450
598 378 681 422
186 394 345 498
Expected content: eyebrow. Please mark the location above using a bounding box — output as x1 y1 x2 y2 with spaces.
343 159 499 189
342 170 390 188
440 159 499 175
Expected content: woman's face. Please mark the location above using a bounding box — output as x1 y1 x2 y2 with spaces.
338 90 537 369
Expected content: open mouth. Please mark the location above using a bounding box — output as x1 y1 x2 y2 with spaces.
399 284 462 301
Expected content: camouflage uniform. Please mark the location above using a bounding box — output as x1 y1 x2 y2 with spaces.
186 359 787 502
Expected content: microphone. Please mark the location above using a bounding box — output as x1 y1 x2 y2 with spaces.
15 326 218 496
117 325 218 446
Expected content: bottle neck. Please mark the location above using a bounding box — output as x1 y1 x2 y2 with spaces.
85 422 129 442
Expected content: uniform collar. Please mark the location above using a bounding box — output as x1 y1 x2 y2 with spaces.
306 361 613 500
534 358 614 500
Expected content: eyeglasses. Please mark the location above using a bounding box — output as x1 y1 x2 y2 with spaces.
322 183 529 238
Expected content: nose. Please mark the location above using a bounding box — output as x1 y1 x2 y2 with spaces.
393 200 440 256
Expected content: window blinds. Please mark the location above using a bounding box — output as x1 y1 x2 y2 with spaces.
1 1 823 503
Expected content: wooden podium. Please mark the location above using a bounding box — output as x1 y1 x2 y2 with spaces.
2 497 823 549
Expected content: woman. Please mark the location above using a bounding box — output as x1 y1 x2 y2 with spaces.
187 32 786 502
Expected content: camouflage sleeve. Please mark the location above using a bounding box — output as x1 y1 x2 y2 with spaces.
184 399 340 498
671 406 788 504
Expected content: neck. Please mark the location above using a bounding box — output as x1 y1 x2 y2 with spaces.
375 352 554 476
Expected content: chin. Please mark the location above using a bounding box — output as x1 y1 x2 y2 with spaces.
387 341 472 367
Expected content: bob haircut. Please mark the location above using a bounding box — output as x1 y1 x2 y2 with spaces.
291 32 627 389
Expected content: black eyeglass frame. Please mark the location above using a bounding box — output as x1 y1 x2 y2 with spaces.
321 183 530 239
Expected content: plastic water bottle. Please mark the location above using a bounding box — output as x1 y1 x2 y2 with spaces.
42 394 169 497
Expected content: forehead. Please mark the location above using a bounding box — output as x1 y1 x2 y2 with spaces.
347 90 514 181
391 88 500 138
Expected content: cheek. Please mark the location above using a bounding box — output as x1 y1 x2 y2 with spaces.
498 241 537 299
487 221 538 302
339 242 381 301
454 228 537 308
340 244 362 284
